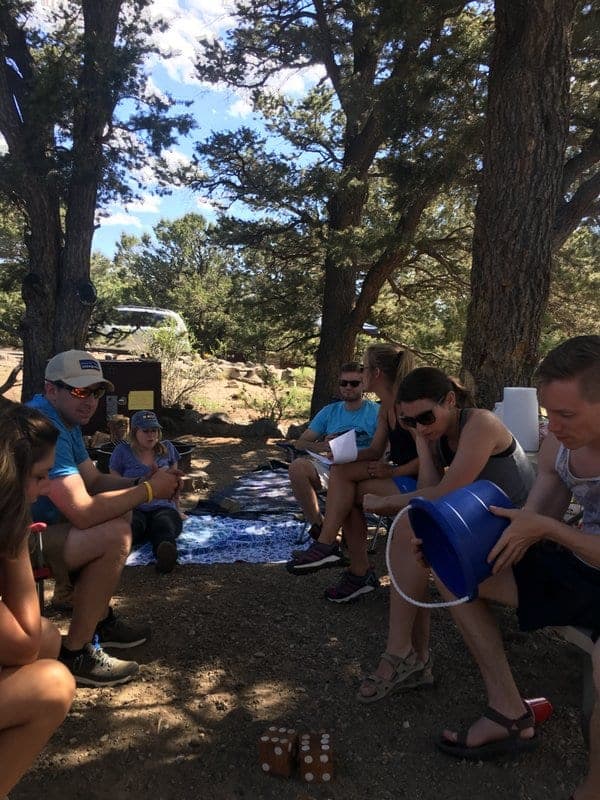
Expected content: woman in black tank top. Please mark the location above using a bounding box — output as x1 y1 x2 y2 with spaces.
357 367 534 703
286 344 419 602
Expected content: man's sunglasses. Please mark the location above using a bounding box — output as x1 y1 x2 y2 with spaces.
339 380 362 387
399 395 446 429
52 380 106 400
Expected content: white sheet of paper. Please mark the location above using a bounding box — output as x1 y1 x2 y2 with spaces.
309 429 358 466
329 428 358 463
310 451 333 466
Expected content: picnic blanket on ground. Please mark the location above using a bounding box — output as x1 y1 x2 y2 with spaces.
125 514 305 566
125 467 308 566
190 464 300 518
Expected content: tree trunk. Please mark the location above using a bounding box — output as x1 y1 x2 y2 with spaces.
311 252 362 415
20 187 63 400
3 0 124 400
462 0 576 408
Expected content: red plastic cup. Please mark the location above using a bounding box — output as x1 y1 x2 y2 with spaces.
524 697 553 724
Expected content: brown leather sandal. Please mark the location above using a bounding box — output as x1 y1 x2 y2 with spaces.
436 705 537 760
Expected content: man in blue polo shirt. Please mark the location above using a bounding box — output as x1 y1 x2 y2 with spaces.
29 350 180 689
288 362 378 538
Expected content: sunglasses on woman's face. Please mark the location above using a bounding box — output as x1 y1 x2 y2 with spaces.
339 379 362 387
399 395 446 429
52 380 106 400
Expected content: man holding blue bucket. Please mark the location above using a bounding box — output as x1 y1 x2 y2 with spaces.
437 336 600 800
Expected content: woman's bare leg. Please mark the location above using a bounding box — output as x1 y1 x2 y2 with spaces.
342 477 400 574
341 505 371 575
359 514 431 697
39 617 62 659
0 657 75 795
317 462 375 544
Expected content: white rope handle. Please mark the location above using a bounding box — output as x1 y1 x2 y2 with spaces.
385 506 470 608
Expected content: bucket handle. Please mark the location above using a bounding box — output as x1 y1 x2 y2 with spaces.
385 507 470 608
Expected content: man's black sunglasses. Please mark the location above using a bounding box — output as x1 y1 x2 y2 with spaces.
52 380 106 400
339 380 362 387
399 395 446 429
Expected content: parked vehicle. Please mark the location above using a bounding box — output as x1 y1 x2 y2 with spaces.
92 306 190 352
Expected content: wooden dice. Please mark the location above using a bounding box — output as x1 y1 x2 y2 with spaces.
297 731 333 783
258 725 298 777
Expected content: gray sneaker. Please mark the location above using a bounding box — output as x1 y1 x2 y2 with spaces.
60 640 139 687
324 568 380 603
286 541 344 574
95 607 150 649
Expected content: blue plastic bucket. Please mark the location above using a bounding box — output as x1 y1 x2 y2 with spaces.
394 476 417 493
407 480 514 600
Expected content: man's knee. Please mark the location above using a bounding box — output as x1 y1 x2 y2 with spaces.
98 517 132 559
289 458 321 492
68 517 132 565
289 458 315 481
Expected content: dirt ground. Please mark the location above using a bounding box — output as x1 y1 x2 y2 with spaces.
0 350 591 800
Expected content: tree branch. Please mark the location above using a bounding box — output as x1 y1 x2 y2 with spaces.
0 361 22 396
553 169 600 250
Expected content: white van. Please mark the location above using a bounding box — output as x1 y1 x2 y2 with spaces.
94 306 190 351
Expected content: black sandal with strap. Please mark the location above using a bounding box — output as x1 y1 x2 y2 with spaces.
436 705 537 760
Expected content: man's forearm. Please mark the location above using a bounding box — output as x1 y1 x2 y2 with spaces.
87 471 137 495
52 467 180 531
298 440 329 454
58 482 153 530
546 519 600 569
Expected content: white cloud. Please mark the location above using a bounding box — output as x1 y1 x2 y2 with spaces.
98 212 143 229
143 76 170 106
125 195 161 214
271 64 327 96
145 0 237 85
228 98 253 118
143 2 324 121
162 147 192 170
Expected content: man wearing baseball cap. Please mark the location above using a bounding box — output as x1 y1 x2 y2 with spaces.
28 350 181 688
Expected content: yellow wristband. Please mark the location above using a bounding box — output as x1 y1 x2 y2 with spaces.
143 481 153 502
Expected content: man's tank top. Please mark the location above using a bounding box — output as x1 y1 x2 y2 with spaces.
435 408 535 507
555 445 600 535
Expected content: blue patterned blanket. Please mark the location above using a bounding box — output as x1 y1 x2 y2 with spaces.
190 465 300 518
126 468 308 566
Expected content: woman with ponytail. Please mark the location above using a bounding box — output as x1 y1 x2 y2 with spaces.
356 366 535 702
286 344 419 602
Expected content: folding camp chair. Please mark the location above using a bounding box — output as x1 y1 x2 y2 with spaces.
367 514 392 554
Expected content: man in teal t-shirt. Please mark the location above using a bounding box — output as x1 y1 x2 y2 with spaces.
288 362 378 538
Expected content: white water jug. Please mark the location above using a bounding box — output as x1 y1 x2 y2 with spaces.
502 387 539 452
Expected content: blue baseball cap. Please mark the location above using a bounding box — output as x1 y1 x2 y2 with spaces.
130 410 162 430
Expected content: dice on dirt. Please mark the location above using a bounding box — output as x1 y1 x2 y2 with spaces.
298 731 333 783
258 726 298 778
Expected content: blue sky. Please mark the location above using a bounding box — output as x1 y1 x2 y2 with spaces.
92 0 244 257
91 0 322 258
